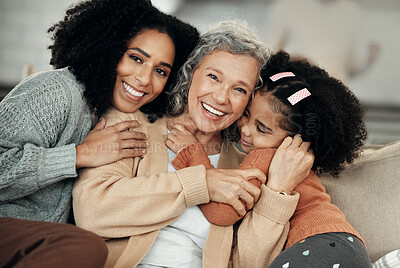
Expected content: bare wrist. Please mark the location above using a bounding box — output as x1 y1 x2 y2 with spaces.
266 182 293 195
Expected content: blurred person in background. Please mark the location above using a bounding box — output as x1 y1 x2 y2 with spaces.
263 0 379 82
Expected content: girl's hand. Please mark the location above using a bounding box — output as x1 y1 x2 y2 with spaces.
205 168 266 216
75 118 148 168
267 135 314 194
167 114 198 136
166 123 199 153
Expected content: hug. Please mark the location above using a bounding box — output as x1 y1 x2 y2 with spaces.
2 0 396 267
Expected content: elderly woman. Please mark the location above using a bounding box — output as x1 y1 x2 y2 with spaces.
73 20 313 267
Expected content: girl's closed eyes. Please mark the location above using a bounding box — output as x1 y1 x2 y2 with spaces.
238 91 290 153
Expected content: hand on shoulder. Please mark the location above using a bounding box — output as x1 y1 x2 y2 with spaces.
76 118 148 168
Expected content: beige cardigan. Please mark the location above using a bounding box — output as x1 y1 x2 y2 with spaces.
73 108 299 268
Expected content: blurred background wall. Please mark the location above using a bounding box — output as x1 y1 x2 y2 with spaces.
0 0 399 144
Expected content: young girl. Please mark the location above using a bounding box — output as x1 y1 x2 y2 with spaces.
169 51 371 267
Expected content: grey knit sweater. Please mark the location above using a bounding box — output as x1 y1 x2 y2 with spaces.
0 68 93 223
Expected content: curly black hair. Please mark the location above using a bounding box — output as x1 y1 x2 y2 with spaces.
48 0 199 122
255 51 367 176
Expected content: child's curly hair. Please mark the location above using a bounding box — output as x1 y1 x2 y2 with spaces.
48 0 199 121
260 51 367 176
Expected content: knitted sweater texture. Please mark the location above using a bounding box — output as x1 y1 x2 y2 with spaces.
73 107 300 268
173 143 274 225
0 68 92 222
173 143 364 248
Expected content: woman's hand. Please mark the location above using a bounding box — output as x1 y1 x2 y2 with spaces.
166 124 199 153
267 135 314 194
205 168 266 216
75 118 148 168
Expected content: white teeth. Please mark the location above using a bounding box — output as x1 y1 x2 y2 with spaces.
202 103 225 117
123 82 144 97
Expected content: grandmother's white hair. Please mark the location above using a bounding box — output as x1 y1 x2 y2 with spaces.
167 19 271 116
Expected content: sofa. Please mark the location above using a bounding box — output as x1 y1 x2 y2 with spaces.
319 140 400 263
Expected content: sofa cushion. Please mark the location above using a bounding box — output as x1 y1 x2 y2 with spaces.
319 141 400 262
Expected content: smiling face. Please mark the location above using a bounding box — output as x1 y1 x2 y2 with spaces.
187 50 259 134
112 29 175 113
237 91 290 153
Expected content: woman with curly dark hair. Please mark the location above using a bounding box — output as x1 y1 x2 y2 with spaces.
170 50 371 267
0 0 199 267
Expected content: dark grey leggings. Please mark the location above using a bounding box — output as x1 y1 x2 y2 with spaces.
269 232 372 268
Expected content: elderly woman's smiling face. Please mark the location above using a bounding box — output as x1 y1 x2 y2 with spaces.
187 50 259 134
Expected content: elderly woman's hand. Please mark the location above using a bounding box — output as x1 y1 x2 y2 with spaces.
205 168 266 216
75 118 149 168
267 135 314 194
